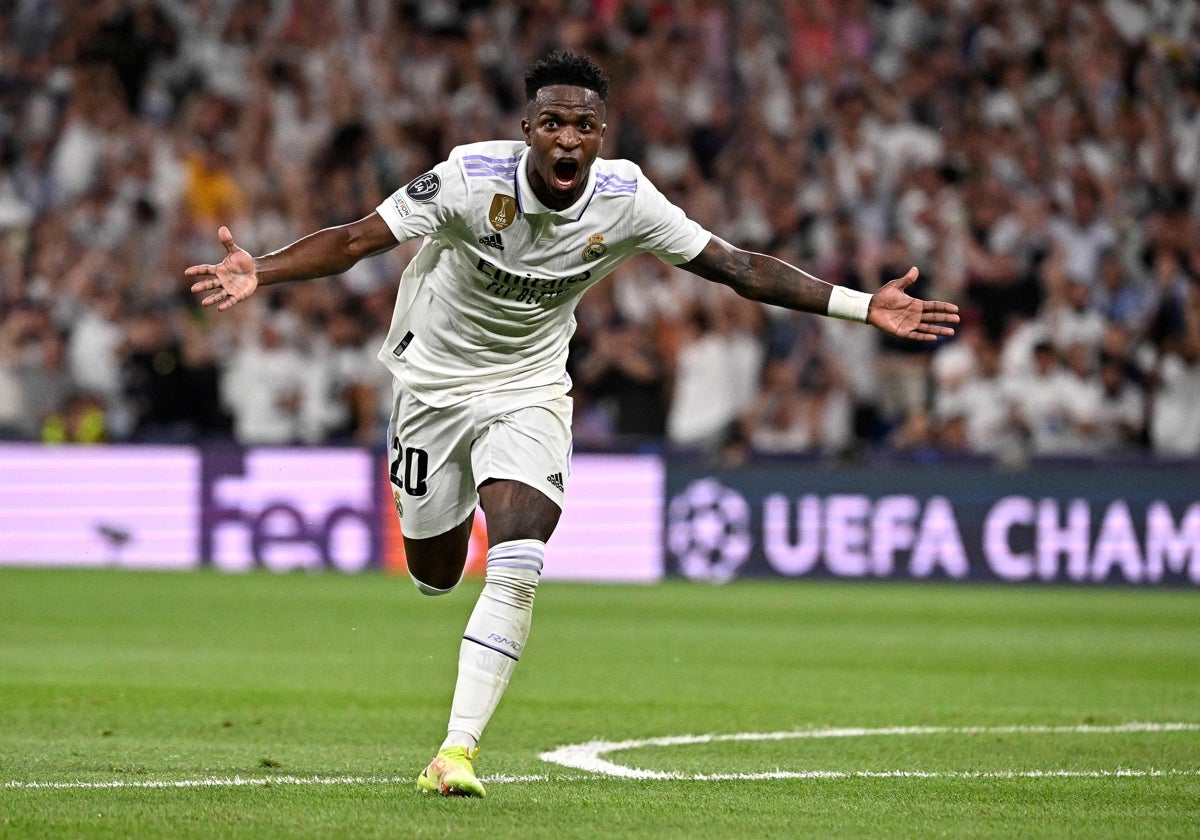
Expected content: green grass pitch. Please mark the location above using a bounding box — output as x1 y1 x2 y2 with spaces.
1 567 1198 839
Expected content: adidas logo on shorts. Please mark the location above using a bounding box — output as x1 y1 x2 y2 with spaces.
546 472 564 491
478 232 504 251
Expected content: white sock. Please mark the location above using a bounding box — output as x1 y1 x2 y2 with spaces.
439 539 544 752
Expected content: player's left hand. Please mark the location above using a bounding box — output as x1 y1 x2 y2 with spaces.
867 267 959 342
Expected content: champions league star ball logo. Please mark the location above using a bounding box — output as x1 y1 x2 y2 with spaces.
405 171 441 202
667 478 752 582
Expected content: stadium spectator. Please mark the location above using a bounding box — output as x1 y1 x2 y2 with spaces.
665 297 766 452
1057 339 1106 454
0 300 70 439
1008 339 1079 457
933 331 1022 459
873 237 935 428
120 306 230 442
220 311 308 445
741 346 853 457
1048 179 1117 289
1043 276 1107 354
1149 276 1200 456
1150 353 1200 457
1089 350 1147 454
65 279 126 417
41 391 107 444
571 301 670 448
1094 248 1154 334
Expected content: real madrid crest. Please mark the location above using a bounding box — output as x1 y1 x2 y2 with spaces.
582 234 607 262
489 194 517 231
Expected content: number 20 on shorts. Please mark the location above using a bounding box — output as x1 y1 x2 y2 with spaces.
389 437 429 496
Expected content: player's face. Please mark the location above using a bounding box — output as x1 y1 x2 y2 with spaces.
522 85 606 210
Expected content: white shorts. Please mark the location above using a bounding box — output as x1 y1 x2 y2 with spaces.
386 386 572 539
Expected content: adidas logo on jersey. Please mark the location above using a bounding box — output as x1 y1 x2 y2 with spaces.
546 472 564 492
478 232 504 251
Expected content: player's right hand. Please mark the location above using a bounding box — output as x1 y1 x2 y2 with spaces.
185 226 259 312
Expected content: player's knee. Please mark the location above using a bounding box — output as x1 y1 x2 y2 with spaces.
403 524 472 595
482 539 544 609
409 572 460 596
407 555 466 594
485 568 539 608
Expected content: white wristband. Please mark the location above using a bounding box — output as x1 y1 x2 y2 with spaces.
826 286 873 323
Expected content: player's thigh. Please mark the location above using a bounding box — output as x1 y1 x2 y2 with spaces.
472 396 571 544
387 390 478 543
402 512 474 589
478 478 561 545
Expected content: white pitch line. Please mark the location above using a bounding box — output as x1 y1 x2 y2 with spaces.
6 722 1198 790
685 769 1200 781
537 722 1200 781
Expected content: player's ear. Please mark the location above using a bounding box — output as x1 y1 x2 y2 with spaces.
521 118 531 145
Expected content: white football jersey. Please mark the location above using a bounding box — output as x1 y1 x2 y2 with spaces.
374 140 711 407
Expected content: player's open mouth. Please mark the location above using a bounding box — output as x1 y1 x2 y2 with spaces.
552 158 579 191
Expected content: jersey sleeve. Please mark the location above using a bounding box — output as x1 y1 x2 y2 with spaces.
375 153 468 243
631 172 712 265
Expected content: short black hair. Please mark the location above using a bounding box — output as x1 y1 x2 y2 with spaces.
524 51 609 102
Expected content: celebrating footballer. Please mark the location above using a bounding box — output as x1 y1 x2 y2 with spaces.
187 50 959 798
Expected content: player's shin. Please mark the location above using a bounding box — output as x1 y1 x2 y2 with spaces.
440 539 544 751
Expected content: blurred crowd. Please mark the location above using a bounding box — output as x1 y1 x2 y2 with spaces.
1 0 1198 463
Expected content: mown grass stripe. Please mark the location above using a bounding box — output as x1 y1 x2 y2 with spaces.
5 768 1199 791
2 774 560 790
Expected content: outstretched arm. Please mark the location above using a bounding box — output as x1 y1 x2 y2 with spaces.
679 235 959 341
185 212 397 311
